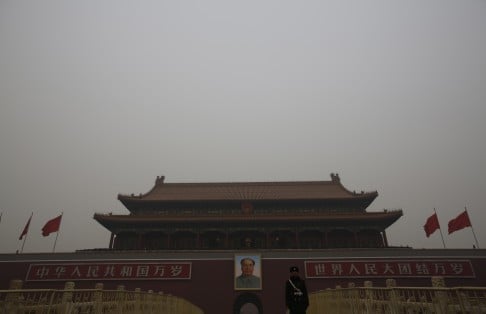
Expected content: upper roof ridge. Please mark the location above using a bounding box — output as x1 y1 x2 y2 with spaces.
153 173 342 186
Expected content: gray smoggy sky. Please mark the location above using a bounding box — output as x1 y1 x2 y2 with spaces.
1 0 485 253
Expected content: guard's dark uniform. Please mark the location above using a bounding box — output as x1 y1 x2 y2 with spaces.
285 266 309 314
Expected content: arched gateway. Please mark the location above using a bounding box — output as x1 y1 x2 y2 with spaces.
233 292 263 314
94 173 402 250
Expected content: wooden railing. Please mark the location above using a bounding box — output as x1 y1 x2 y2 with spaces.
0 280 203 314
308 276 486 314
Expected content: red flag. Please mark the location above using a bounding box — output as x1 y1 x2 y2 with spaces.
424 213 440 237
448 210 471 234
42 214 62 237
19 213 33 240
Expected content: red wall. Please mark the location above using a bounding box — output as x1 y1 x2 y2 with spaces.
1 250 486 314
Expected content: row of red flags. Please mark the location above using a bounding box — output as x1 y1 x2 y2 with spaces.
13 210 474 241
423 210 471 238
19 214 63 240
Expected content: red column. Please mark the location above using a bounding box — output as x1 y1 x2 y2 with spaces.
295 230 300 249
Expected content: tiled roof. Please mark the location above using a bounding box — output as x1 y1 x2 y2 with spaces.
118 174 377 202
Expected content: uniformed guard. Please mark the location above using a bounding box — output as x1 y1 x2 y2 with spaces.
285 266 309 314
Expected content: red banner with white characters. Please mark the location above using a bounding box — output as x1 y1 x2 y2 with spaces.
26 262 192 281
305 260 474 278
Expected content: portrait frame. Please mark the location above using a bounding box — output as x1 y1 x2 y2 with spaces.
234 253 262 290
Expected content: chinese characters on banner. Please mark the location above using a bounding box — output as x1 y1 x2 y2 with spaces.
305 260 474 278
26 262 192 281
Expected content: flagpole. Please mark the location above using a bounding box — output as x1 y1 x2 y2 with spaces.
20 212 33 254
434 208 446 249
465 207 480 249
20 233 27 253
52 212 63 253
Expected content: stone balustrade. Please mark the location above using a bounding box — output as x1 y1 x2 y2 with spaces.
308 276 486 314
0 280 203 314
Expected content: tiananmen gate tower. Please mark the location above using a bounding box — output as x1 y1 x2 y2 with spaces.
94 173 402 251
1 174 485 314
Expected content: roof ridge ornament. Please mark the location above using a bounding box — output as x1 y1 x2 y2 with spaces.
330 173 340 183
156 176 165 185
